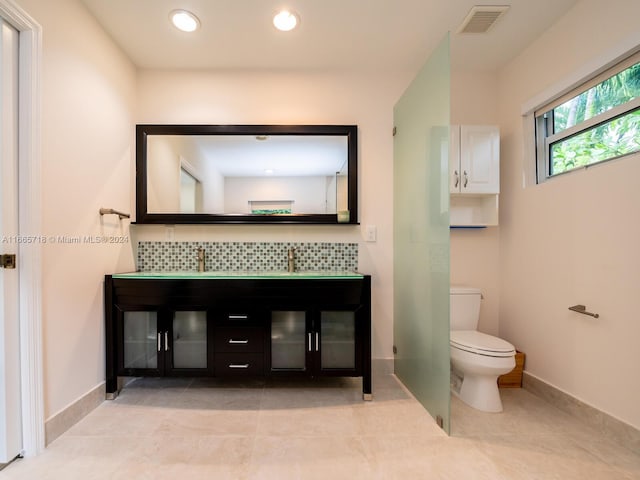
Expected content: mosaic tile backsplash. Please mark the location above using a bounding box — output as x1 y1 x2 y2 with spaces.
137 242 358 272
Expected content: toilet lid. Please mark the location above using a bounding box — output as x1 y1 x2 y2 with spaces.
450 330 515 357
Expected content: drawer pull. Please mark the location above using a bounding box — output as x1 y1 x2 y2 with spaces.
228 339 249 344
228 363 250 369
228 314 248 320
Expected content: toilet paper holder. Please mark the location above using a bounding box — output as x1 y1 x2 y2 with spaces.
568 304 599 318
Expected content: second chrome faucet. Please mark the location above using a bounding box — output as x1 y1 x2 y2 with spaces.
196 247 205 272
287 246 297 273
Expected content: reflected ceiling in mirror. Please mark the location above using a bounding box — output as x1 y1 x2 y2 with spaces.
136 125 358 224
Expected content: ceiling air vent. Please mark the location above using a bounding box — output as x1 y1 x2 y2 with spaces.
457 5 509 34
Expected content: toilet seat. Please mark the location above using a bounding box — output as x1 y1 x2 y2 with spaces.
450 330 515 358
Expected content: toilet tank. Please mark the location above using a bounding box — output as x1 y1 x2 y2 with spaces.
450 286 481 330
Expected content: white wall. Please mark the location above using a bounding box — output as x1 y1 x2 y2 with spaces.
146 136 181 212
497 0 640 429
450 71 501 335
134 69 408 361
15 0 136 420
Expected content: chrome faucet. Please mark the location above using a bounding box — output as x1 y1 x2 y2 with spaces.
196 247 205 272
287 247 297 273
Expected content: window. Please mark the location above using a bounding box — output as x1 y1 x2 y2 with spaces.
535 51 640 182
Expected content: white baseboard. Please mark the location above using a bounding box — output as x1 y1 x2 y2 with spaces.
372 358 394 375
44 383 104 446
523 372 640 452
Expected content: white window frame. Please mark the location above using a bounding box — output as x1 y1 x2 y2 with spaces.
534 50 640 183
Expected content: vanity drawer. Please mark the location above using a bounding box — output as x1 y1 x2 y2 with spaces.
217 311 263 327
214 353 264 376
214 327 264 353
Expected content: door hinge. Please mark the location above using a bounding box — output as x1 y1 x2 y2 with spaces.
0 254 16 269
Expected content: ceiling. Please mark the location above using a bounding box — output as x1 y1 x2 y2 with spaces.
164 135 348 177
80 0 579 74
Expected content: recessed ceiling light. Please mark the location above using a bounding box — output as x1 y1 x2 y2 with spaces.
264 169 274 175
170 10 200 33
273 10 299 32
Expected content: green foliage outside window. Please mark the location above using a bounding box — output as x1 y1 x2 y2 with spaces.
251 209 292 215
548 62 640 175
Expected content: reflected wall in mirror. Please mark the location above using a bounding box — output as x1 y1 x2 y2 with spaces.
136 125 358 224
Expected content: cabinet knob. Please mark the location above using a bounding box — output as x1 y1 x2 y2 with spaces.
454 170 459 188
463 170 469 188
228 339 249 344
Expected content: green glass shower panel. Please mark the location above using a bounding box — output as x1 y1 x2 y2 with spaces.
393 35 451 434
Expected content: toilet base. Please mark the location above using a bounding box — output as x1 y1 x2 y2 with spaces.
456 374 504 413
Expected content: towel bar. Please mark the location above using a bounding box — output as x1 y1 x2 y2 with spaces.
99 208 130 220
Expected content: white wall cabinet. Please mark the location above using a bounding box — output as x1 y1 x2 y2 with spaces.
450 125 500 226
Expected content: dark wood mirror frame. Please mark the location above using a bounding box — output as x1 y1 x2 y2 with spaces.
135 124 358 225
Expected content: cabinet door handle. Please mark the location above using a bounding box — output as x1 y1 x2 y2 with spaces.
228 314 248 320
463 170 468 188
454 170 459 188
164 331 169 351
315 332 319 352
157 333 161 352
228 364 249 369
228 339 249 344
308 333 312 352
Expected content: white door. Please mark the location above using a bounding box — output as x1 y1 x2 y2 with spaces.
0 16 22 463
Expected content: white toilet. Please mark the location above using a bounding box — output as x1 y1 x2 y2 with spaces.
450 286 515 413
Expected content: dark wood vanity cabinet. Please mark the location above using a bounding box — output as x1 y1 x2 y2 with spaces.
104 275 371 398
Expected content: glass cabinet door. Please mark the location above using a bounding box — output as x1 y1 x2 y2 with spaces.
271 311 307 370
123 311 158 369
320 311 356 369
172 311 207 369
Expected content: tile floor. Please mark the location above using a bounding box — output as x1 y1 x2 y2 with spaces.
1 373 639 479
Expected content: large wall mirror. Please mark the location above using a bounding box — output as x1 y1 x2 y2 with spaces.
136 124 358 224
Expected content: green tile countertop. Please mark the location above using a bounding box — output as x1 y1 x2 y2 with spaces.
112 271 364 280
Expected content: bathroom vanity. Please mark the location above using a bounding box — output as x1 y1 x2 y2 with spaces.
104 272 371 399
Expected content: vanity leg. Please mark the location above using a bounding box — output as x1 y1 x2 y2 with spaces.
104 275 118 400
363 370 372 401
362 275 372 401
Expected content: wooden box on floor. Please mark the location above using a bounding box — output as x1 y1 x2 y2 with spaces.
498 351 525 388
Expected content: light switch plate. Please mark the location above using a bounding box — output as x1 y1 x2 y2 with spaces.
365 225 377 242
